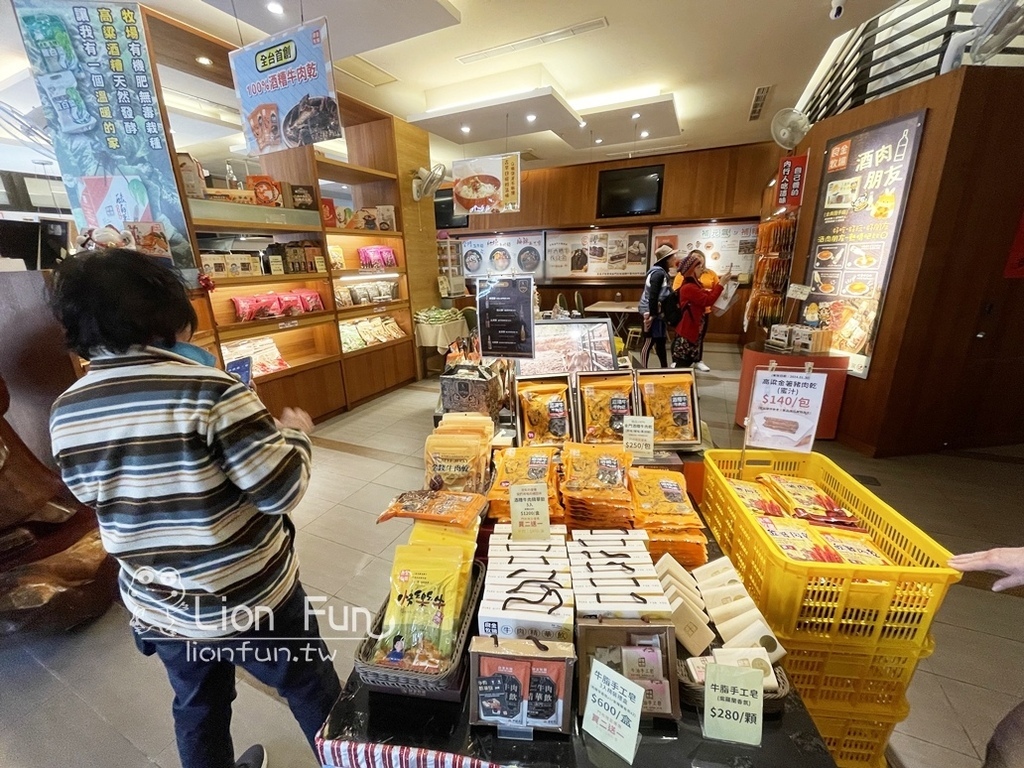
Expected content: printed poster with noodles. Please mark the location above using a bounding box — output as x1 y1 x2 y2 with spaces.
545 228 650 279
799 111 925 378
229 18 341 155
452 153 520 215
651 221 758 284
459 232 543 282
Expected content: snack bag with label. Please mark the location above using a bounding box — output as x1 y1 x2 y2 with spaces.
818 529 891 566
377 489 486 527
728 479 786 517
756 474 863 529
640 373 697 444
580 376 634 443
756 516 843 563
424 434 486 493
518 381 571 446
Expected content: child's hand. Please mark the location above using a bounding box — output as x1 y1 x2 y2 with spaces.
277 407 314 435
949 547 1024 591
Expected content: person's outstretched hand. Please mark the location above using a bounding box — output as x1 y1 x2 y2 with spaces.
276 407 314 435
949 547 1024 592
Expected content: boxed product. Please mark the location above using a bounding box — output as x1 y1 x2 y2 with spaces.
440 364 502 421
245 175 283 207
376 205 397 232
225 254 256 278
204 188 257 205
346 206 379 230
327 245 346 272
177 153 205 199
477 592 574 643
199 253 227 276
280 182 317 210
469 637 576 733
321 198 338 228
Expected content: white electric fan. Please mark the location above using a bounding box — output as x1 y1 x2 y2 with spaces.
770 108 813 150
941 0 1024 73
411 163 446 201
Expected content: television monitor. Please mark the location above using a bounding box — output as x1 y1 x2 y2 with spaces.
434 188 469 230
596 164 665 218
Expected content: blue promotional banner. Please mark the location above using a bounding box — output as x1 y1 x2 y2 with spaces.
12 1 195 270
229 18 341 155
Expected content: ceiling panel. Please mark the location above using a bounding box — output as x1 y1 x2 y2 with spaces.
561 95 681 150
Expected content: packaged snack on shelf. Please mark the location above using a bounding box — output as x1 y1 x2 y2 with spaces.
338 322 367 352
381 317 407 340
373 544 466 673
562 443 632 495
379 247 398 267
440 412 496 441
756 516 843 563
638 372 700 446
756 474 864 529
629 469 701 526
410 521 479 621
647 531 709 569
476 655 530 725
328 245 346 271
728 479 786 517
291 288 325 313
366 317 390 343
579 374 635 443
275 292 304 316
517 380 572 446
818 528 892 566
355 319 378 345
377 489 486 527
424 434 487 493
334 285 354 307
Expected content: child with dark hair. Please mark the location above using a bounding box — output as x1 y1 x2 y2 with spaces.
48 249 341 768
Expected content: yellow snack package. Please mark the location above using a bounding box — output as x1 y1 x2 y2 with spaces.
580 376 634 443
756 516 843 563
409 520 479 618
518 381 571 446
639 373 697 444
374 544 466 673
424 434 485 492
629 468 702 523
440 412 495 442
377 490 486 527
727 479 786 517
818 529 891 566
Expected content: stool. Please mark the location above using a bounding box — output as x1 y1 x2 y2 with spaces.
625 326 643 350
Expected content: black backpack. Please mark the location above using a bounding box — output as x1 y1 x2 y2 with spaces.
660 288 683 326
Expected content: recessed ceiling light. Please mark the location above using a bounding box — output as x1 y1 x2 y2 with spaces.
594 138 603 144
460 125 471 134
632 112 641 119
266 1 284 13
341 185 349 190
579 120 587 128
640 130 650 138
526 114 537 123
710 219 718 223
195 56 213 67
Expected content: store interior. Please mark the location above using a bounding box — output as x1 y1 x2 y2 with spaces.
1 1 1024 768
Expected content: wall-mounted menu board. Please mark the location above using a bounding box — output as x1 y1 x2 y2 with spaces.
651 221 758 283
545 228 650 279
460 232 543 281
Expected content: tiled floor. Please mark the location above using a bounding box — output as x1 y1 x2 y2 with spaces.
1 347 1021 767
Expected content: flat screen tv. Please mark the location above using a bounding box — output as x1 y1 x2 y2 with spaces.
434 188 469 230
596 164 665 218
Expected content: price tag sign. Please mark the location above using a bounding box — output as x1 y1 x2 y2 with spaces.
786 283 812 300
622 415 655 458
509 482 550 541
582 660 645 764
746 369 827 453
703 663 763 746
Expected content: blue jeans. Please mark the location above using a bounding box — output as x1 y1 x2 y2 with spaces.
133 584 342 768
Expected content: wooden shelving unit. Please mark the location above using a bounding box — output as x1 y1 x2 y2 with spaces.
316 157 398 185
325 227 405 238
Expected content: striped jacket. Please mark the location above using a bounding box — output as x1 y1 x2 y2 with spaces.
50 346 310 638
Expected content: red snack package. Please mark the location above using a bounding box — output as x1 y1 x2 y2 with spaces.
291 289 325 312
231 295 260 322
276 292 304 316
252 293 284 319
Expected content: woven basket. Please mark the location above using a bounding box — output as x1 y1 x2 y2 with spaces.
677 659 791 715
354 560 485 701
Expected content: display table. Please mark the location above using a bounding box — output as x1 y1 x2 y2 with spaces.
316 671 838 768
584 301 640 339
416 318 471 353
734 342 849 439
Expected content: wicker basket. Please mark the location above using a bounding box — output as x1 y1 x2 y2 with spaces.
677 659 791 714
354 560 485 701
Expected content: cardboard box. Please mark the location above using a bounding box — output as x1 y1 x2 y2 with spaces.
177 153 205 199
347 206 379 230
441 365 502 421
280 182 317 210
204 188 256 205
224 254 255 278
245 175 283 207
199 253 226 276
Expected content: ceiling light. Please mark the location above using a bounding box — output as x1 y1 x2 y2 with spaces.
594 138 603 144
632 112 641 119
579 121 587 128
195 56 213 67
526 114 537 122
266 1 284 13
460 125 471 134
640 130 649 138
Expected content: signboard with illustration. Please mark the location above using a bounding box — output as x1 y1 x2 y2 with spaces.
460 233 543 281
229 18 340 155
13 1 195 269
477 275 535 359
651 221 759 284
545 228 650 279
800 111 925 377
452 153 521 215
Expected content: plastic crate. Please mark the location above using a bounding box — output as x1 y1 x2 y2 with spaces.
782 635 933 710
807 699 909 768
702 450 960 647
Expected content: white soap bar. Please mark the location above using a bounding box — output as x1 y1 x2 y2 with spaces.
655 553 698 589
723 619 787 664
659 571 703 605
716 606 768 644
712 647 780 692
708 596 759 626
697 567 743 591
685 655 714 684
664 584 709 623
692 556 735 584
700 583 750 611
671 597 716 656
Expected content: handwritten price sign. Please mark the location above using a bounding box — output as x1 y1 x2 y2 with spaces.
583 660 645 764
703 663 763 746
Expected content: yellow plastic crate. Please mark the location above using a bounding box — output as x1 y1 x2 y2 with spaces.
702 450 960 647
782 635 933 710
807 699 909 768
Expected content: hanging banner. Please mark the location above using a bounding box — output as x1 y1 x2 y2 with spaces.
13 1 195 269
459 232 543 281
452 153 520 215
545 228 650 279
800 111 925 378
229 18 340 155
776 154 808 208
477 275 535 359
1004 207 1024 279
746 368 827 452
652 221 758 284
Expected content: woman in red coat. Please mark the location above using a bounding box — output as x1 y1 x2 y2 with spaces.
671 253 734 368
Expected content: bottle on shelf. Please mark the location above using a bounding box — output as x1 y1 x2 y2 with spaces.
225 160 242 190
